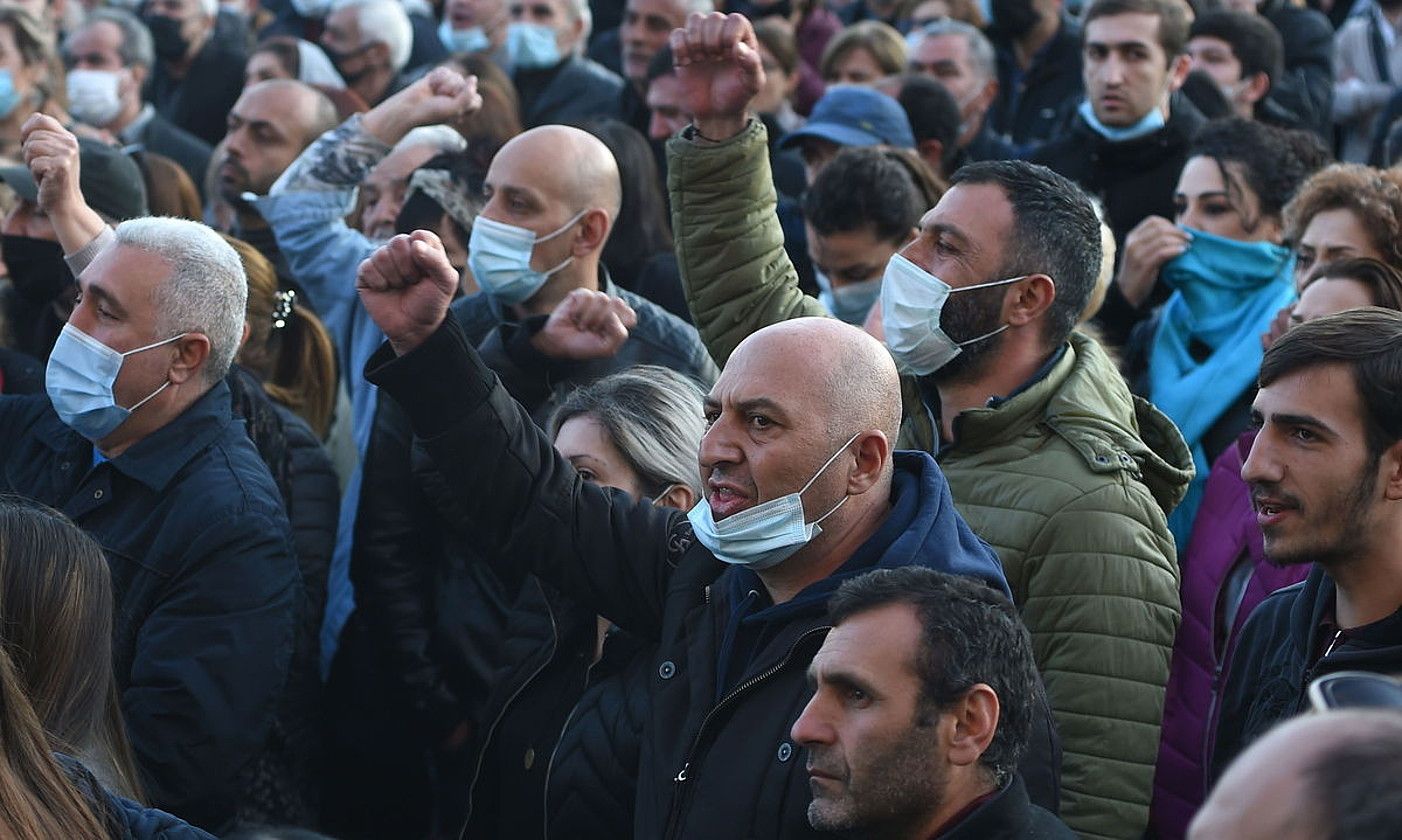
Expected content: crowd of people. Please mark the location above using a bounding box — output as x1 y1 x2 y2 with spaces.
1 0 1402 835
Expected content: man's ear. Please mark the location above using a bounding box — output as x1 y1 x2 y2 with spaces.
1242 71 1270 106
1167 52 1192 92
916 138 945 176
571 207 611 257
1380 438 1402 501
655 484 697 511
168 333 212 385
946 683 1000 768
1003 274 1056 327
845 430 890 496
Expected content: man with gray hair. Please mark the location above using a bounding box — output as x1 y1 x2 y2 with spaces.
62 6 212 188
0 116 301 833
906 19 1014 165
143 0 247 146
321 0 415 106
509 0 623 126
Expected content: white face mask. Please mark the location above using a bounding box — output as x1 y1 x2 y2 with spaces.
686 432 860 570
66 69 124 128
880 253 1027 376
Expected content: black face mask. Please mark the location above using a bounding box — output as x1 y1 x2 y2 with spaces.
991 0 1041 39
325 43 372 84
4 234 74 308
144 14 190 62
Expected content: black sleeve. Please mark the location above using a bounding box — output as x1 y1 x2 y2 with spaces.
364 317 685 640
350 391 465 740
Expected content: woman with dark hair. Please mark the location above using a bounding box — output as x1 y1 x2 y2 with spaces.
1121 118 1328 543
0 497 212 840
245 37 367 119
437 51 521 167
576 117 691 322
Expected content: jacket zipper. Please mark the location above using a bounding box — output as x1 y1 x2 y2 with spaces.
662 625 830 840
457 584 560 840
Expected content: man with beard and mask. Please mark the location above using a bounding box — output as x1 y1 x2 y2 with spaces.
142 0 248 147
1209 309 1402 776
1030 0 1203 342
213 79 338 281
1332 0 1402 163
0 135 147 364
906 19 1015 167
667 13 1190 839
985 0 1083 151
794 567 1074 840
320 0 415 107
508 0 623 127
62 8 211 193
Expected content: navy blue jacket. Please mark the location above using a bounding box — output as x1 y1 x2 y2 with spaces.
365 315 1010 840
0 384 300 832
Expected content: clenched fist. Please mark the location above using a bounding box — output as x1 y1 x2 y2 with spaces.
532 288 638 360
362 66 482 147
358 231 460 355
670 12 765 143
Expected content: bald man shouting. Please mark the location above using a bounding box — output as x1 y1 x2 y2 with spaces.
355 229 1009 838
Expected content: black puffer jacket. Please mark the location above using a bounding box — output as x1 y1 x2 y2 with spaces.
1260 0 1334 141
364 315 1011 839
226 367 335 828
989 17 1084 150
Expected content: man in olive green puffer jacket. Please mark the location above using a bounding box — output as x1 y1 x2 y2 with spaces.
663 13 1193 839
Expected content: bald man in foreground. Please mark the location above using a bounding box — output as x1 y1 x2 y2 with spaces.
354 229 1009 838
330 83 721 835
1190 710 1402 840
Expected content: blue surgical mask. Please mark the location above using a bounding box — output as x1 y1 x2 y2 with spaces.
438 18 491 53
815 268 882 326
687 432 860 570
45 323 187 442
467 210 587 305
880 253 1027 376
1077 99 1166 143
0 69 23 120
507 21 561 69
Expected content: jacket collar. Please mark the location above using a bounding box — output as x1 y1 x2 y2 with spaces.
38 380 235 492
1074 91 1206 153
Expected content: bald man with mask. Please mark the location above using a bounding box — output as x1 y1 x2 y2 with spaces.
323 94 719 836
352 221 1009 837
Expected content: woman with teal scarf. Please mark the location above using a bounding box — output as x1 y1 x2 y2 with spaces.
1121 119 1328 548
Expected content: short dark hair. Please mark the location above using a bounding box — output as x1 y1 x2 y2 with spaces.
1303 258 1402 312
1306 717 1402 839
1259 308 1402 462
895 74 961 176
1083 0 1190 63
753 18 799 76
1188 118 1329 226
803 147 928 243
948 160 1102 347
826 567 1042 785
1189 9 1283 83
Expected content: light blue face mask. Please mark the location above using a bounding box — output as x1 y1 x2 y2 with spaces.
507 21 561 69
0 69 23 120
438 18 491 53
686 432 860 571
815 268 882 326
468 210 587 305
45 323 187 442
1077 99 1166 143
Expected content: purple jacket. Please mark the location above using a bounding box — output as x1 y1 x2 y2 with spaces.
1150 432 1309 839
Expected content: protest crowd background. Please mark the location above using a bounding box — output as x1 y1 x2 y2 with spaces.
2 0 1402 835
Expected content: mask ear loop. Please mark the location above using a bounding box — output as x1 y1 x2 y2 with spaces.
800 430 864 524
118 332 188 412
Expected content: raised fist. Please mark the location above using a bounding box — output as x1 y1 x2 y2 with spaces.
670 12 765 141
532 288 638 360
363 66 482 146
21 114 83 219
357 231 460 355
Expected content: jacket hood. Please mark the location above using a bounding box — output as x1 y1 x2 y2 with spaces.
959 333 1194 516
724 449 1011 627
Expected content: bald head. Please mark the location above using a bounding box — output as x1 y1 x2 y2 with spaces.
1192 710 1402 840
496 125 623 223
239 79 339 145
733 317 903 447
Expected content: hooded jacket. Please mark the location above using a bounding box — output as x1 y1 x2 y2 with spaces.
1211 565 1402 781
667 120 1192 840
364 313 1011 840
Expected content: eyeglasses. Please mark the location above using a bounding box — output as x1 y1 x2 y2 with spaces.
1307 671 1402 712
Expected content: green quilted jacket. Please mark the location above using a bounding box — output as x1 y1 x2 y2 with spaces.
668 121 1193 840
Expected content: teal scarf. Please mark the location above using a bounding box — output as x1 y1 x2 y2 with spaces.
1148 227 1295 549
